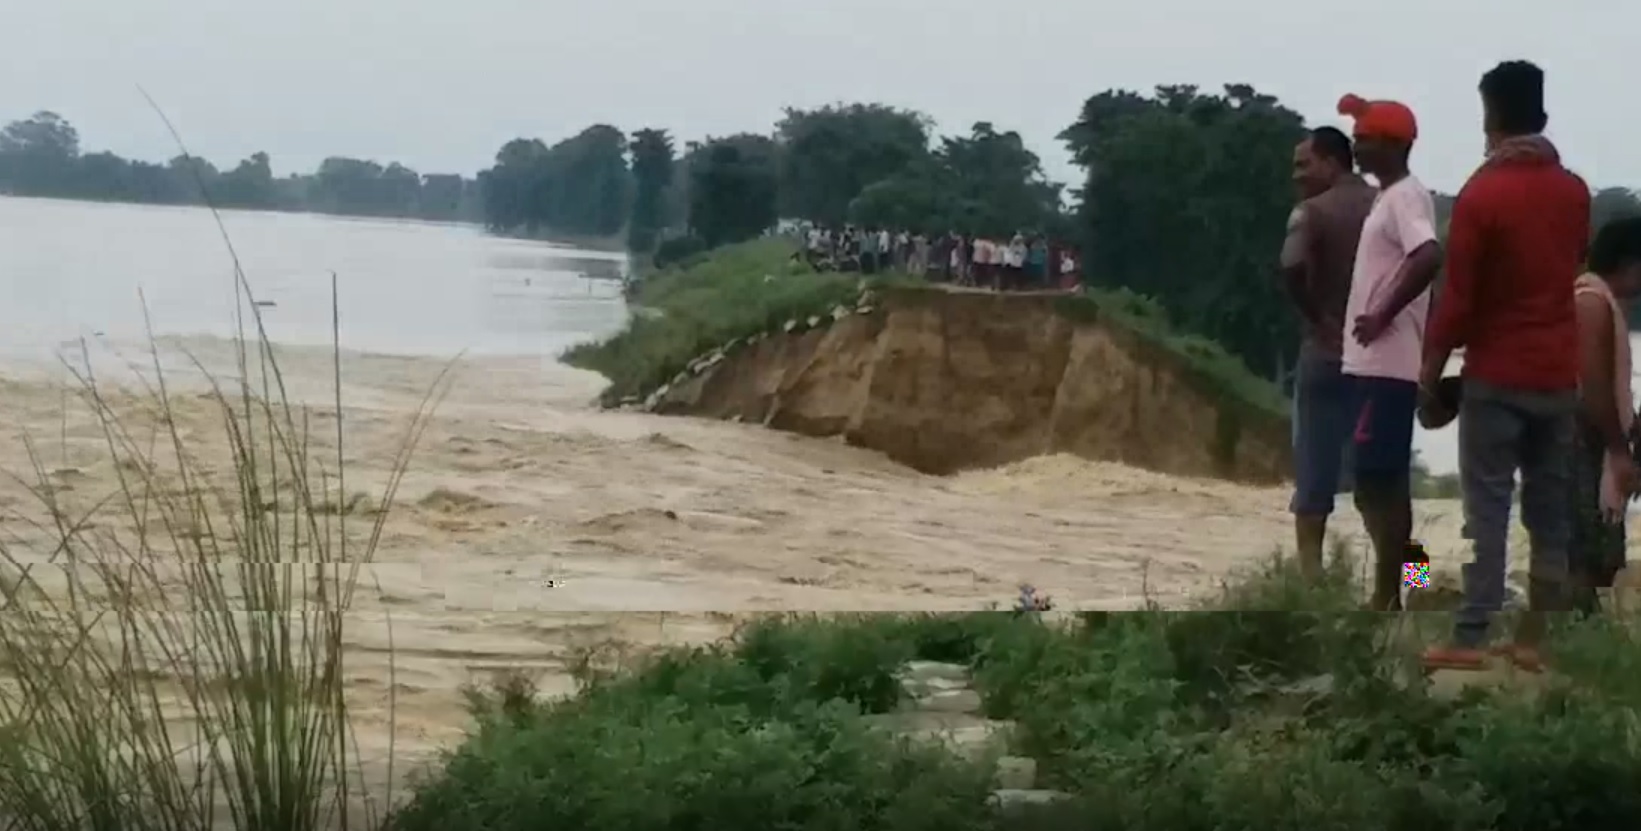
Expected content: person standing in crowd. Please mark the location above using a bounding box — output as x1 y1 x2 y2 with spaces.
1567 218 1641 614
991 234 1010 290
1058 243 1080 290
860 225 879 274
1027 235 1049 290
1281 125 1378 584
1006 233 1028 290
972 235 992 288
1334 93 1443 611
1420 61 1592 671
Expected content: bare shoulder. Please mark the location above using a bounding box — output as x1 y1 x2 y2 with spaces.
1574 289 1613 324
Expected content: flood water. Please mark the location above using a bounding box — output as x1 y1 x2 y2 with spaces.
0 193 1563 800
0 196 629 362
2 195 1565 475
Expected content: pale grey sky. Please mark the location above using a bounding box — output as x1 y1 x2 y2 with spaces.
3 0 1626 194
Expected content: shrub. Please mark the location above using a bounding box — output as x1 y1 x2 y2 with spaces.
653 234 709 270
389 619 998 831
0 268 449 829
395 593 1641 831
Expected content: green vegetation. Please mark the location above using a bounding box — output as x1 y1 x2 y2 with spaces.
1051 287 1287 422
0 111 481 221
17 89 1641 337
562 239 918 406
391 550 1641 830
563 240 1294 441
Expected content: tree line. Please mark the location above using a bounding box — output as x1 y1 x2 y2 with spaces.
0 111 482 221
476 91 1641 381
473 105 1069 258
11 90 1641 378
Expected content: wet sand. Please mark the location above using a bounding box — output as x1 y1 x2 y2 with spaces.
0 335 1485 795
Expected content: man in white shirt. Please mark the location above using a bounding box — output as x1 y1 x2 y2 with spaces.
1005 234 1028 291
987 237 1005 290
1336 93 1444 610
972 237 992 287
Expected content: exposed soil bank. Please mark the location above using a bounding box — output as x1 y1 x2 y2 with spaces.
652 287 1291 484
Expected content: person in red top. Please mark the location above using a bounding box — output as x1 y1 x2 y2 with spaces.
1418 60 1592 671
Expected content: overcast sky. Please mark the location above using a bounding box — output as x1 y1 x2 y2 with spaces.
3 0 1626 195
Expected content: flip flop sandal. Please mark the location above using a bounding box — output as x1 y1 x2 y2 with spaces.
1420 646 1490 671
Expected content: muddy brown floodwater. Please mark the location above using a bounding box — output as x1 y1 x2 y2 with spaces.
0 335 1501 803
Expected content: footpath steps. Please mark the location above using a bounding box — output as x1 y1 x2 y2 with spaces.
864 659 1071 813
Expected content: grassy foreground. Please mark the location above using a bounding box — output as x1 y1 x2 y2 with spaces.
392 553 1641 831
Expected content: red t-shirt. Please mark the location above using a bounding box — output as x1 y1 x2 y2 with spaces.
1426 143 1589 391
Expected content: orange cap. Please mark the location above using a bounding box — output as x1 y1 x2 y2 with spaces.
1337 93 1418 143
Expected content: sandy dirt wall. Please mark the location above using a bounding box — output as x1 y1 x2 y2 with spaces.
657 288 1290 484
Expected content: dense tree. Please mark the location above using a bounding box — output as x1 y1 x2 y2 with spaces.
0 111 81 194
627 128 676 254
775 104 931 225
686 134 779 247
1061 84 1311 379
476 125 631 238
213 151 275 209
0 111 480 221
850 122 1061 236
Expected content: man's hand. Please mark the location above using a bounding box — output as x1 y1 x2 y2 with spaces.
1608 446 1641 502
1419 352 1446 394
1353 309 1392 346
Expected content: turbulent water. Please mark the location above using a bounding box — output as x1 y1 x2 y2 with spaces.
0 194 1546 798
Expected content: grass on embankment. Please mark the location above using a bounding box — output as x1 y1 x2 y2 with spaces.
562 240 893 406
389 548 1641 831
563 239 1291 430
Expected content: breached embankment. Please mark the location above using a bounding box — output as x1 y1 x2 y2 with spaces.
640 284 1291 484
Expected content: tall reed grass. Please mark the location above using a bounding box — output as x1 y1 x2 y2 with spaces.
0 98 454 830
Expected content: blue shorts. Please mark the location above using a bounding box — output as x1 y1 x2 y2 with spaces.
1291 354 1356 515
1349 375 1418 475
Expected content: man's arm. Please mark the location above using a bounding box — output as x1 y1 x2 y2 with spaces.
1576 291 1627 453
1573 174 1593 265
1374 187 1443 322
1423 180 1488 383
1426 183 1484 352
1280 203 1322 323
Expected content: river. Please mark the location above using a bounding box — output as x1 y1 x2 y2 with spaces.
2 194 1557 476
0 195 1535 795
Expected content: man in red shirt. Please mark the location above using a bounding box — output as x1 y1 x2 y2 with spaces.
1419 60 1591 670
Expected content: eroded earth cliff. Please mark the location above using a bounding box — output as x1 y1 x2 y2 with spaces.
646 286 1290 484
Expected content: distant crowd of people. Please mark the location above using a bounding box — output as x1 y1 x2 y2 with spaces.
794 224 1080 291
